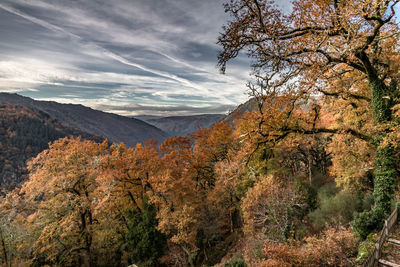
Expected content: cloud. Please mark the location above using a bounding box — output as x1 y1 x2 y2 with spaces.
91 103 237 117
0 0 292 115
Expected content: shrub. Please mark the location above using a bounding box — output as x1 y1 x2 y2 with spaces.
262 227 358 266
356 235 376 264
224 254 247 267
309 188 362 231
304 227 359 266
352 209 383 239
124 199 167 266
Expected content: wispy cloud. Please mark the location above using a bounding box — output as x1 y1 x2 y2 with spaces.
0 0 292 115
91 103 237 117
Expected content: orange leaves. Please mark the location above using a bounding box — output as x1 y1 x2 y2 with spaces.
23 137 107 200
261 227 358 266
16 137 115 264
328 134 374 190
241 175 305 239
150 136 200 250
149 122 239 252
97 140 159 213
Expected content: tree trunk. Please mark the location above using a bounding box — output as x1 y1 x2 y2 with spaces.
80 210 93 267
371 79 398 217
353 78 398 238
373 146 397 217
0 229 8 267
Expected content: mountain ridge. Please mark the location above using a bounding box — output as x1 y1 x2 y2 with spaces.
0 93 168 147
138 113 227 137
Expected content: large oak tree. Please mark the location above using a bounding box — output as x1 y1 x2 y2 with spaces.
218 0 400 236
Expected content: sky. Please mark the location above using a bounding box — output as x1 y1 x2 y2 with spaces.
0 0 290 116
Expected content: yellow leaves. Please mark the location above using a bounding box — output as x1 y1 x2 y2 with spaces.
168 205 199 249
150 137 201 249
328 134 374 190
241 175 305 240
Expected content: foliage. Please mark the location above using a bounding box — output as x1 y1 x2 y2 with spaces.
261 227 358 266
309 184 372 232
352 209 383 239
22 137 108 266
124 199 167 266
150 136 202 253
241 175 307 241
356 235 376 264
224 253 247 267
218 0 400 236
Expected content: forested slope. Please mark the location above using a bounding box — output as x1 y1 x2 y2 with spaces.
0 93 168 147
0 103 102 191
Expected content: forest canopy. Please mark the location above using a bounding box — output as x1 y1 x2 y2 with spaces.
1 0 400 266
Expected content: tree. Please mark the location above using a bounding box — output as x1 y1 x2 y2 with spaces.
150 125 238 266
218 0 400 234
22 137 108 267
149 136 202 264
124 199 167 266
190 121 235 188
241 175 306 241
95 141 163 265
96 140 159 224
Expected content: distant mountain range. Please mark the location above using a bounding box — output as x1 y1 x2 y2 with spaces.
134 99 258 137
137 114 227 137
0 93 168 147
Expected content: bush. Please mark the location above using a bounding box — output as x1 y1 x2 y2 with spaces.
224 254 247 267
124 199 167 266
309 188 361 231
356 235 376 264
304 227 359 266
262 227 358 266
352 209 383 239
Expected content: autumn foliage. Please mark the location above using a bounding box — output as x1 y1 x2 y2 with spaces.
2 0 400 266
261 227 358 267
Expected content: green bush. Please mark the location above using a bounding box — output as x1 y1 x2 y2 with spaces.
224 254 247 267
356 234 376 264
397 202 400 220
124 199 167 266
352 209 383 239
309 185 365 231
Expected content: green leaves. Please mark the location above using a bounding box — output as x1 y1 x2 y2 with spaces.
124 199 167 267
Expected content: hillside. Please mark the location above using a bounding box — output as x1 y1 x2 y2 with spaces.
0 103 102 192
137 99 258 138
0 93 168 147
224 98 258 125
139 114 226 137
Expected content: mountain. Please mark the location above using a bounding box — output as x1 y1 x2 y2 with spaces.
0 102 102 191
0 93 168 147
139 114 227 137
224 98 258 125
137 98 258 137
134 115 165 121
